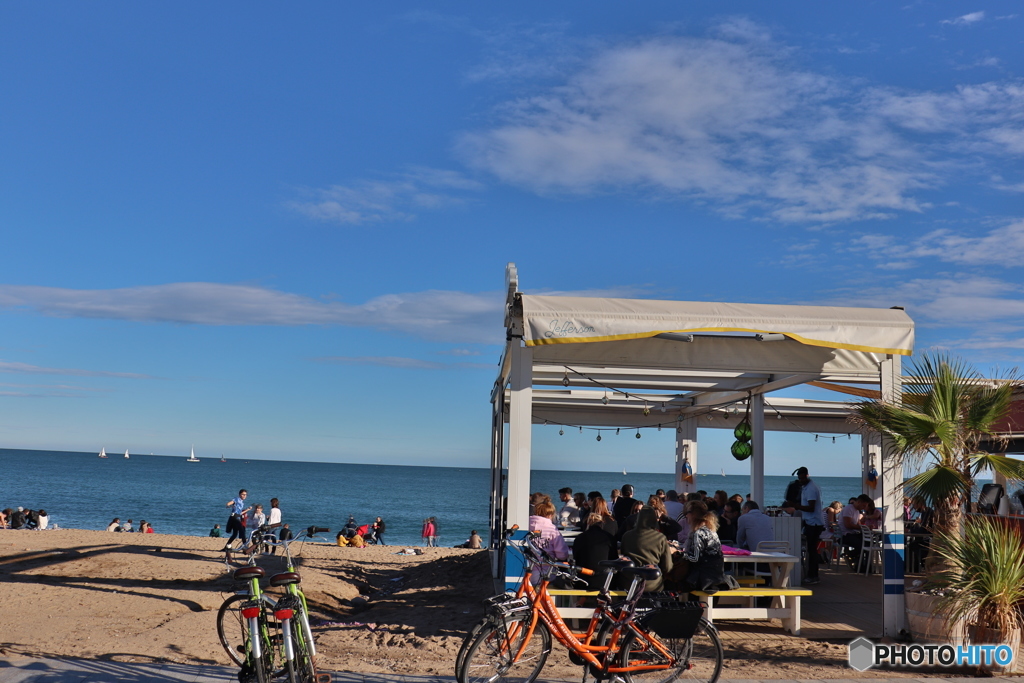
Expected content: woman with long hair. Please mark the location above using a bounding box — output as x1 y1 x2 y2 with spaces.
677 501 727 592
586 495 618 537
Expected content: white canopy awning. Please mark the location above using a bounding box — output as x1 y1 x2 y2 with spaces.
519 294 914 356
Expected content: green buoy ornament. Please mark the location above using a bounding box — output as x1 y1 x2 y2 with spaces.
731 440 752 460
734 419 752 442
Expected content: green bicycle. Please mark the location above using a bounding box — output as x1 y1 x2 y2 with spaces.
217 525 331 683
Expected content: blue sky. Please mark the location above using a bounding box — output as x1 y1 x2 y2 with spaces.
1 3 1022 477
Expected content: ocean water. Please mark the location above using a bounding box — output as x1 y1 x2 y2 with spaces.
1 449 868 546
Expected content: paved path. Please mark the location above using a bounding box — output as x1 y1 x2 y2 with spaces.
0 656 972 682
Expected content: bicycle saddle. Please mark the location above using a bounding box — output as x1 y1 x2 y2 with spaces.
598 558 635 572
620 565 662 582
234 566 266 581
269 571 301 587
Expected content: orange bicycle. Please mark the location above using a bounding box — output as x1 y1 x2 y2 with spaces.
456 528 723 683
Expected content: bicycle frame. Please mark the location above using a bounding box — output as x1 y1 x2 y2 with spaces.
503 532 680 677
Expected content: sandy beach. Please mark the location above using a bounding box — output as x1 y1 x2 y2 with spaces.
0 529 936 679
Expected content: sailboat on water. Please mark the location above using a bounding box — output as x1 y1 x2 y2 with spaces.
98 448 107 459
220 455 227 463
186 446 200 463
124 449 130 459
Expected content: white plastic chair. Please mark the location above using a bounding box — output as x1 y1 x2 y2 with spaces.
858 525 883 575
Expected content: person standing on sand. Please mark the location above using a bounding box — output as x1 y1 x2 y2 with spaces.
267 498 282 554
224 489 252 551
372 517 386 545
430 517 440 546
422 518 435 547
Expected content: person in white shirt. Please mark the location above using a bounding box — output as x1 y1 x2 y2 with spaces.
267 498 283 554
37 509 49 530
558 487 580 528
736 501 775 551
784 466 825 584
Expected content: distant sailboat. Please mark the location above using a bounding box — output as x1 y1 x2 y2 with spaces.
721 468 726 477
186 446 200 463
124 449 130 459
98 448 107 459
220 455 227 463
622 468 627 476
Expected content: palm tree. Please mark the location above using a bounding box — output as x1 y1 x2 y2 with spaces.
853 352 1024 537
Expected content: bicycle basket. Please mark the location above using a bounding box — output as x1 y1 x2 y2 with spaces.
640 601 704 640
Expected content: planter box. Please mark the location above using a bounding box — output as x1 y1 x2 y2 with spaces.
905 591 967 645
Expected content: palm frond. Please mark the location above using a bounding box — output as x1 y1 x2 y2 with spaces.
905 466 971 510
970 453 1024 482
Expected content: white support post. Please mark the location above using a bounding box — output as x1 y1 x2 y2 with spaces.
675 418 698 494
879 354 905 637
507 340 533 530
750 394 765 506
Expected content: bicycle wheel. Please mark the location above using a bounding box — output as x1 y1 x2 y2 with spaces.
217 594 250 666
459 616 551 683
618 617 722 683
284 618 317 683
455 618 489 678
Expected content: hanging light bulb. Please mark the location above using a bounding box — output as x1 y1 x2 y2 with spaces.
596 433 602 442
660 402 666 413
643 401 650 416
707 413 714 422
832 436 836 443
616 428 620 435
579 426 583 434
815 434 819 442
563 371 570 387
635 429 642 439
603 391 609 405
847 433 852 439
777 412 782 420
677 425 682 433
559 428 564 436
658 424 662 431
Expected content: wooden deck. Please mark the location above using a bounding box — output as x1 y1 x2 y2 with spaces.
716 560 890 643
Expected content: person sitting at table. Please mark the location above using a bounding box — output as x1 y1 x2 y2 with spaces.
717 500 740 544
673 501 737 592
647 496 683 541
582 495 618 538
620 506 673 592
528 500 570 581
736 500 774 550
572 513 618 591
840 495 870 569
861 499 882 529
906 496 933 572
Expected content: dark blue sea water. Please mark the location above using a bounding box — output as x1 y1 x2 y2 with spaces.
0 448 868 546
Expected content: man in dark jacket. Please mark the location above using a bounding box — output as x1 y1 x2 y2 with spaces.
620 507 673 592
612 484 639 524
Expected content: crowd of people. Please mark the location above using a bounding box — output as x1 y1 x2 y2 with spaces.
529 465 840 590
0 506 50 530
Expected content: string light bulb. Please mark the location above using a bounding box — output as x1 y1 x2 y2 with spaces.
596 432 602 442
658 424 662 431
616 428 620 435
635 429 642 439
660 402 666 413
563 371 570 387
643 402 650 416
579 426 583 434
603 391 609 405
559 428 564 436
815 434 819 442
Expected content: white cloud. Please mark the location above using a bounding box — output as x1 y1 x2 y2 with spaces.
852 221 1024 269
458 33 942 223
0 360 152 379
941 11 985 26
288 167 483 225
0 281 680 344
0 283 505 344
457 27 1024 224
310 356 448 370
